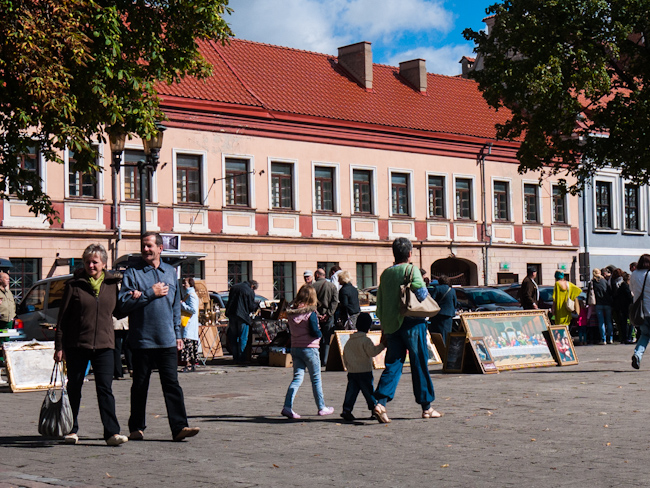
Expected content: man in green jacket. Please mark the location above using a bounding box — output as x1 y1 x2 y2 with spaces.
373 237 441 423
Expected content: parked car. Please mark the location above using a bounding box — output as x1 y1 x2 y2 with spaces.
209 291 270 310
16 251 207 341
443 286 523 313
500 284 555 309
15 274 70 341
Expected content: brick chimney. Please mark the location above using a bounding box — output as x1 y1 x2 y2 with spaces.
399 59 427 93
338 42 373 90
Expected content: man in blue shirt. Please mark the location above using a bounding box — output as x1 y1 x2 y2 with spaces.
119 232 200 442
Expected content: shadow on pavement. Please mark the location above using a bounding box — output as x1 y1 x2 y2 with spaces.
0 436 59 448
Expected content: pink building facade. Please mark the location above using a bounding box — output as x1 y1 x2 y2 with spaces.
0 40 579 300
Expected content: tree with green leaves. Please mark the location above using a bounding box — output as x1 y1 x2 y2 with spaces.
0 0 233 218
464 1 650 192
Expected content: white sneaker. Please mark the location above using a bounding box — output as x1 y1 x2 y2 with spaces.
106 434 128 446
64 433 79 444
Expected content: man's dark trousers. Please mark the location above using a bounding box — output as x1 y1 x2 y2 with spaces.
129 347 188 437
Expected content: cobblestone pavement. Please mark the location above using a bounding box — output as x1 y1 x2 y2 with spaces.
1 344 649 488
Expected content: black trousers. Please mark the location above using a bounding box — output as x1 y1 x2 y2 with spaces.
129 347 188 437
113 330 132 378
65 347 120 440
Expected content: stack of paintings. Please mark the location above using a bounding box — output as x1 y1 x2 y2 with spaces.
454 310 577 372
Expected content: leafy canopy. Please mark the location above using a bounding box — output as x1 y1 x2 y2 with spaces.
464 0 650 192
0 0 233 218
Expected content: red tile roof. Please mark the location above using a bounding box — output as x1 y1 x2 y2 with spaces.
158 39 510 140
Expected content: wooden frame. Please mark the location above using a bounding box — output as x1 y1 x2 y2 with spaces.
460 310 557 371
444 332 466 373
3 341 60 392
468 336 499 374
548 325 579 366
326 330 441 371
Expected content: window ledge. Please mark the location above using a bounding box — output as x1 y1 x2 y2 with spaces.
224 206 255 211
352 213 377 218
65 197 104 202
426 217 450 222
388 215 414 220
313 211 341 216
494 220 515 225
551 222 570 227
593 228 619 234
622 230 646 236
270 208 299 214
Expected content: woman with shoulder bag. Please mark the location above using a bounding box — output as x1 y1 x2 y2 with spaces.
551 271 581 326
180 278 200 372
54 244 128 446
337 271 361 330
592 268 615 344
630 254 650 369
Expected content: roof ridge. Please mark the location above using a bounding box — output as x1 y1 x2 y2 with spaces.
209 40 269 112
229 37 336 59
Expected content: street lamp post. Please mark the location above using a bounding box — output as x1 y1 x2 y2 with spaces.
139 124 166 239
108 128 126 259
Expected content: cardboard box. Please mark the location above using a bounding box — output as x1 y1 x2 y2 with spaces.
269 350 293 367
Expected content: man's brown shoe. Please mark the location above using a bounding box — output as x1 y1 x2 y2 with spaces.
173 426 200 442
128 430 144 441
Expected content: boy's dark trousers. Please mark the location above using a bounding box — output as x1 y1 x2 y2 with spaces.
342 371 377 412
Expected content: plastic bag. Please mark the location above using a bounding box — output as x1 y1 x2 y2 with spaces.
38 363 73 438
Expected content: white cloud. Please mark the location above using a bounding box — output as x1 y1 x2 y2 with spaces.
339 0 455 38
385 44 473 76
228 0 349 54
228 0 457 55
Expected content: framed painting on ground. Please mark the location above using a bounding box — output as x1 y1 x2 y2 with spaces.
444 332 466 373
460 311 557 371
548 325 579 366
468 336 499 374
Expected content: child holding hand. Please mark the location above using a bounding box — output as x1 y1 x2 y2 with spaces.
340 313 388 422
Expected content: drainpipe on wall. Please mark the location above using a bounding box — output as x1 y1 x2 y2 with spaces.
581 173 592 288
478 143 493 285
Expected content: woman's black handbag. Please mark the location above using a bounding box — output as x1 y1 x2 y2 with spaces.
630 272 649 327
38 363 73 438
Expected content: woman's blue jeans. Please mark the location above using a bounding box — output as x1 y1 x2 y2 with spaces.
596 304 614 342
374 318 435 410
284 347 326 411
633 319 650 362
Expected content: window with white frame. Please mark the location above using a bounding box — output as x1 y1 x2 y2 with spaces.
15 144 41 192
314 166 335 212
552 185 567 224
353 169 373 214
391 172 410 216
68 148 98 199
176 153 202 204
271 162 294 210
523 184 539 223
493 181 510 221
455 178 472 220
624 184 639 231
225 157 250 207
428 175 445 218
595 181 612 228
123 149 150 201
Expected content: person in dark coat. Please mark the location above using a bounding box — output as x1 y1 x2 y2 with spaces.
54 244 128 446
428 275 457 344
518 266 540 310
612 268 634 343
337 270 361 329
225 280 258 363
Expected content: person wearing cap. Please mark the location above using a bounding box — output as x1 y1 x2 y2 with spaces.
303 270 314 285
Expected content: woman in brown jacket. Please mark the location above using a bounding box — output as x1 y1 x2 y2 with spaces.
54 244 128 446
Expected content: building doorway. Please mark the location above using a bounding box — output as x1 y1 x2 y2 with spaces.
430 257 478 286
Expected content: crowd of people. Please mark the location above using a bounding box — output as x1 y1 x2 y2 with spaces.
36 231 650 444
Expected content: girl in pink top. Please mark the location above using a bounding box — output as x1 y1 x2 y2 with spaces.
281 285 334 419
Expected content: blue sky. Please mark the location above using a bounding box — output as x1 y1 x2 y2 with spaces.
227 0 496 76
